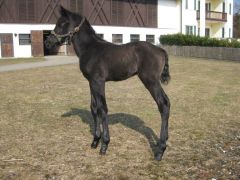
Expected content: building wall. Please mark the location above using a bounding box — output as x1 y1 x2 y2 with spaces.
0 24 170 58
157 0 181 32
0 38 1 57
181 0 198 34
226 0 234 38
207 23 221 37
182 0 233 38
94 25 176 44
0 24 54 57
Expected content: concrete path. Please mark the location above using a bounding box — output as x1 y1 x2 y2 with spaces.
0 56 79 73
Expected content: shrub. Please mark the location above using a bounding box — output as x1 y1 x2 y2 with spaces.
160 34 240 48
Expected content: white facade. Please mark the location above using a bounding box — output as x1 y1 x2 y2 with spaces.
0 24 55 58
0 0 234 58
180 0 233 38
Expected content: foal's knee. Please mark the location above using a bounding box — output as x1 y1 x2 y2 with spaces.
165 95 170 108
158 102 169 114
158 95 170 114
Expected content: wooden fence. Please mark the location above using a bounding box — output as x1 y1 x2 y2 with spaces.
162 45 240 61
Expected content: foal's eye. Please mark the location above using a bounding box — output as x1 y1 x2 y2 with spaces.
60 22 67 27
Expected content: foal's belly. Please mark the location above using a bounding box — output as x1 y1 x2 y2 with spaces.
106 60 138 81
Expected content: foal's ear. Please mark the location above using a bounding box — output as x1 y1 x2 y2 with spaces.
60 5 69 17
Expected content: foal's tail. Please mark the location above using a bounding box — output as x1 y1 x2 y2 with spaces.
160 50 171 85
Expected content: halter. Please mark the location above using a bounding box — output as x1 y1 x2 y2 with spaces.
51 17 86 45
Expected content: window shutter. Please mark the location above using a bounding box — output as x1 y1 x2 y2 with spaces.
19 0 35 22
70 0 83 14
70 0 76 11
147 0 157 27
19 0 27 21
28 0 35 21
112 0 123 25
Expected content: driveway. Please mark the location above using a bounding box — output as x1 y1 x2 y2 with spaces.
0 56 78 73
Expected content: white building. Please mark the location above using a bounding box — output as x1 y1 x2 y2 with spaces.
0 0 233 58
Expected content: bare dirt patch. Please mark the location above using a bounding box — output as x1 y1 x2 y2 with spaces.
0 57 239 179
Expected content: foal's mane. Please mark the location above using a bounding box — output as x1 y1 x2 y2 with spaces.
62 7 107 43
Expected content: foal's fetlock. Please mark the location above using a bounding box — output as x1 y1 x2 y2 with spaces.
155 143 167 161
91 137 101 149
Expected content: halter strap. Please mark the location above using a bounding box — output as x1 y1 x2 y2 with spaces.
51 17 86 41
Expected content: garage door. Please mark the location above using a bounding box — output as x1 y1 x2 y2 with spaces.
0 34 14 57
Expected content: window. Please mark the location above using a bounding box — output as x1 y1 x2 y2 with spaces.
186 0 188 9
205 28 210 37
112 34 123 44
146 35 155 44
222 2 225 13
186 26 197 36
186 26 193 35
194 0 197 10
130 34 140 42
222 28 225 38
229 28 231 38
205 3 211 11
19 34 31 45
97 34 104 39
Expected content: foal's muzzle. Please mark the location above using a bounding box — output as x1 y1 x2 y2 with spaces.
44 34 62 49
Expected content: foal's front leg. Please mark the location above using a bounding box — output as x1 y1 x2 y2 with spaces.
90 80 110 155
90 92 101 149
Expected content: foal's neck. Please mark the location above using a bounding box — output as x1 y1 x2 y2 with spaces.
71 20 100 57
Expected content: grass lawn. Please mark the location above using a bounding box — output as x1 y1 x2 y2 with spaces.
0 57 45 66
0 56 239 179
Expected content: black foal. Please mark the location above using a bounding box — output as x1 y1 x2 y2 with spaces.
45 6 171 161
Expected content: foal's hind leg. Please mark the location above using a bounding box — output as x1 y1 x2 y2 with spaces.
139 76 170 161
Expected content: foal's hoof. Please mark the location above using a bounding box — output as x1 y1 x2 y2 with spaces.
99 145 108 155
91 140 100 149
155 153 163 161
99 149 106 155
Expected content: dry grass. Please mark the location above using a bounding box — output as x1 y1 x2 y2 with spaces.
0 56 239 179
0 57 45 66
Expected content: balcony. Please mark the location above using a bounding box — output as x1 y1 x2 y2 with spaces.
197 11 227 22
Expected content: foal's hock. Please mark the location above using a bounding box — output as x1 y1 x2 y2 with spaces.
45 6 171 161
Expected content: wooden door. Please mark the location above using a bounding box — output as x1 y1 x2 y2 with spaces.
31 30 44 57
0 33 14 57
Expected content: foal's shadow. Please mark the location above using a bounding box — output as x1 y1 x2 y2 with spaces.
61 108 159 155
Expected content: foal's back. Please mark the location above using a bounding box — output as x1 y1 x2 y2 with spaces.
86 41 167 82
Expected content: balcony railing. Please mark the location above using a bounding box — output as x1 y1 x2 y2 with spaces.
197 11 227 22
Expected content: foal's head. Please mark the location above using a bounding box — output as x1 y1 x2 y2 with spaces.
44 6 85 49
